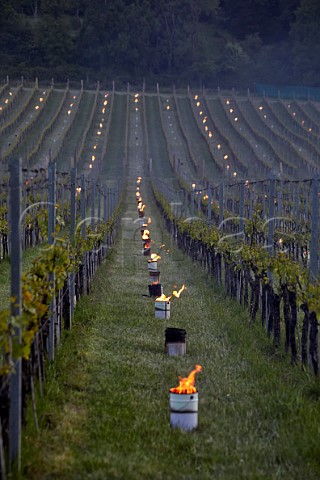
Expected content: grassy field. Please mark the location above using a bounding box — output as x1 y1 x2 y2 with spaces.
18 174 320 480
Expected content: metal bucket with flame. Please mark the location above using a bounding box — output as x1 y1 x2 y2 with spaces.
169 365 202 431
155 297 170 319
170 393 198 431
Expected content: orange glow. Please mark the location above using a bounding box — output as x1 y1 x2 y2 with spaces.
172 284 186 298
155 293 171 301
142 230 150 240
170 365 203 394
150 253 161 262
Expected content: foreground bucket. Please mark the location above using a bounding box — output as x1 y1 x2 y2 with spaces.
170 392 198 431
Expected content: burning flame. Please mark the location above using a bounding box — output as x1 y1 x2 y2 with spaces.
172 284 186 298
142 230 150 240
155 293 171 302
155 284 185 301
149 253 161 262
170 365 203 394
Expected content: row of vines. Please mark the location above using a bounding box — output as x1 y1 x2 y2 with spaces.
0 161 124 477
151 179 319 375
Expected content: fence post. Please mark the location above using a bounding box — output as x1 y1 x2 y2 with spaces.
239 182 245 236
91 174 95 230
9 158 22 473
107 187 111 220
267 176 275 256
207 187 212 222
310 178 319 282
81 175 87 294
184 189 188 218
191 187 195 217
103 184 107 222
295 186 299 230
277 189 282 228
197 190 201 215
81 175 86 238
265 176 276 335
48 161 56 361
97 182 101 224
219 183 224 227
69 167 76 321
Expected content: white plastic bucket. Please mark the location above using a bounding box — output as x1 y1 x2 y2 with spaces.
169 392 198 431
155 301 170 319
148 261 158 272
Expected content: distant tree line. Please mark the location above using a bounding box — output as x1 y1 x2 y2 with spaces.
0 0 319 88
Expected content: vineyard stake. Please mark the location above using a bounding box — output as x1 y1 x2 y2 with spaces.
207 187 212 223
80 175 88 294
70 167 76 320
310 177 319 282
267 176 275 257
48 161 56 361
191 187 195 217
103 184 107 222
97 181 101 224
219 183 224 227
239 182 245 237
9 157 22 472
91 173 95 230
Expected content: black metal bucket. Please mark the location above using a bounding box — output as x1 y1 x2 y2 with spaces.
148 283 163 297
165 328 187 356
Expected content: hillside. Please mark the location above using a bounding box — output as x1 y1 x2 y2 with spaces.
0 0 319 88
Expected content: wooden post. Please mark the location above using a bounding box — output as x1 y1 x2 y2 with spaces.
9 158 22 472
207 187 212 223
310 178 319 282
48 161 56 360
239 182 245 237
267 176 275 256
219 183 224 227
69 167 76 320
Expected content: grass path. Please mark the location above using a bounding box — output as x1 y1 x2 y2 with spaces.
19 161 320 478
